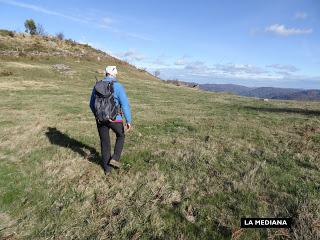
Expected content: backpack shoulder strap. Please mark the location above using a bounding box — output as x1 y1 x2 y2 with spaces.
110 80 115 93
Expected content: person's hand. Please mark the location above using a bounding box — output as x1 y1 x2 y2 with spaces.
125 123 132 131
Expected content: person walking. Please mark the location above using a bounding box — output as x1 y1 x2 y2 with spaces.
90 66 132 175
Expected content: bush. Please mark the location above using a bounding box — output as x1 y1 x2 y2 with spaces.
138 68 147 72
56 32 64 40
0 29 14 37
36 24 46 36
65 38 76 46
0 70 13 77
154 70 160 77
24 19 37 35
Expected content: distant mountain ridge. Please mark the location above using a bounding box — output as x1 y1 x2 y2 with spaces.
163 80 320 101
199 83 253 95
199 84 320 101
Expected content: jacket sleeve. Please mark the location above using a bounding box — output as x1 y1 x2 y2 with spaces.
117 84 132 124
89 87 96 114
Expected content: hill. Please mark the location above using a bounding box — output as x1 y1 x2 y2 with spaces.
0 30 320 239
199 83 253 95
244 87 302 99
199 84 320 101
272 89 320 101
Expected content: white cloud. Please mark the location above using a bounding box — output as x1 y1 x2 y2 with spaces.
150 58 320 88
174 55 190 65
266 64 299 72
294 12 308 20
175 59 187 65
185 61 208 71
135 54 172 69
151 57 170 67
214 63 267 75
265 24 313 36
118 49 145 62
159 62 294 81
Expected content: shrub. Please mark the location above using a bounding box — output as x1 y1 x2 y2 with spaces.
18 51 26 57
36 24 46 36
0 70 13 77
24 19 37 35
0 29 14 37
65 39 76 46
138 68 147 72
154 70 160 77
56 32 64 41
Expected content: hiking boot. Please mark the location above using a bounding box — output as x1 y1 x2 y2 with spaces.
109 159 121 168
104 166 112 175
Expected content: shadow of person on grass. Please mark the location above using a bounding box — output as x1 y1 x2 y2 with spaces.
45 127 102 168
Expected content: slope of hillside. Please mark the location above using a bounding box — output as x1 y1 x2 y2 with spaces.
1 32 320 239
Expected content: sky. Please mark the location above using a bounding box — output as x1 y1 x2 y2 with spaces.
0 0 319 89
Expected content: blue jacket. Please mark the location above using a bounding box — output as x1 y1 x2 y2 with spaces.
90 76 132 124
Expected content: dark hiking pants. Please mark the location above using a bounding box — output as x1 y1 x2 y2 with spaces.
96 121 125 171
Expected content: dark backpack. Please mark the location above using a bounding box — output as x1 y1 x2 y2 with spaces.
93 80 118 123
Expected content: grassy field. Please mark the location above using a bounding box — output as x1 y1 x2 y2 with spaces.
0 32 320 239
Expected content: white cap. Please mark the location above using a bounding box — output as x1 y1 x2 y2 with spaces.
105 66 118 76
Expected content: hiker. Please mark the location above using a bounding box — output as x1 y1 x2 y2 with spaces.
89 66 132 175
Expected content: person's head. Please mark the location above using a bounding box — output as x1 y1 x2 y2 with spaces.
105 66 118 77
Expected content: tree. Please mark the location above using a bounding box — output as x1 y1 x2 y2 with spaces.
24 19 37 35
56 32 64 40
154 70 160 78
36 24 46 36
